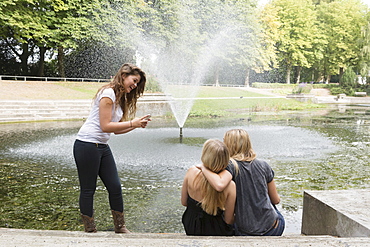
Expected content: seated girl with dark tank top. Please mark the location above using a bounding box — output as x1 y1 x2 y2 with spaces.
181 139 236 236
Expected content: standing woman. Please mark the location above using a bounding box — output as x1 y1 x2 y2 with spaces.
181 139 236 236
73 63 150 233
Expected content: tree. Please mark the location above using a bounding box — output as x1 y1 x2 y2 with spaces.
316 0 366 84
0 38 21 75
269 0 319 84
256 2 281 78
0 0 123 76
138 0 201 84
223 0 263 87
189 0 261 86
0 0 45 74
63 0 151 78
64 42 135 78
357 9 370 79
137 0 263 87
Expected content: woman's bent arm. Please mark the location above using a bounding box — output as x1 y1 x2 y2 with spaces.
199 165 232 192
267 179 280 205
223 181 236 225
99 97 148 133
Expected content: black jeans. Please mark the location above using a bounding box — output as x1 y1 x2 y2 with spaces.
73 139 123 217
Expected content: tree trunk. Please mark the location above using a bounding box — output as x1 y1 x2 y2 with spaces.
312 70 315 82
295 66 302 84
316 75 323 83
325 75 330 84
244 68 250 87
339 67 344 84
286 65 291 84
57 46 65 78
37 46 46 77
20 43 29 75
214 64 220 87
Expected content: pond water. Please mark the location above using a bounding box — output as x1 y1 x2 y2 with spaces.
1 105 370 234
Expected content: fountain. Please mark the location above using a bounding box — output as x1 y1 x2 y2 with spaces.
133 1 257 138
138 32 233 132
179 127 183 143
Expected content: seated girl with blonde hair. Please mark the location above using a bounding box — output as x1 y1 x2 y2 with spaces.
181 139 236 236
199 129 285 236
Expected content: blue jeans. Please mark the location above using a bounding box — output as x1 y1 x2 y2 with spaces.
235 205 285 236
73 139 123 217
263 206 285 236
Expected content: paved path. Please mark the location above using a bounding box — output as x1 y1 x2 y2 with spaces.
1 228 369 247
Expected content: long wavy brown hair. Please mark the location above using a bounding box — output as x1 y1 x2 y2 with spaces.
94 63 146 121
195 139 230 215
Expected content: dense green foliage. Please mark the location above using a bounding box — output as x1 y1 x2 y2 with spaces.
326 83 370 96
1 0 370 89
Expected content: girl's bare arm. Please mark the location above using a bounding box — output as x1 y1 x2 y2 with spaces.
181 171 189 206
223 181 236 225
199 165 232 192
267 179 280 205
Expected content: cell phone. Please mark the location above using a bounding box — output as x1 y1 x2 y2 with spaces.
144 114 151 120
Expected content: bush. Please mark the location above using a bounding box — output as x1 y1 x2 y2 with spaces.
145 76 162 93
329 87 345 95
292 83 313 94
328 85 361 96
340 67 356 85
252 82 295 89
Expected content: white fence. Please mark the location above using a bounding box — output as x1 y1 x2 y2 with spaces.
0 75 249 87
0 75 109 82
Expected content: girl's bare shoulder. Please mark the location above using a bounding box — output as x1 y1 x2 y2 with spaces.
187 165 200 171
187 165 201 175
225 180 236 193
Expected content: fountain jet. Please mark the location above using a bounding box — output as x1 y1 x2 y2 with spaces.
179 127 183 143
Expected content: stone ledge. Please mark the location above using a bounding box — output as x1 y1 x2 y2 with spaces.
301 189 370 237
0 228 369 247
0 97 171 123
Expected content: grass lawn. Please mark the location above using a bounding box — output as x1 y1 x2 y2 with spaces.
1 80 326 118
196 86 270 98
189 86 325 118
191 98 324 118
56 83 327 118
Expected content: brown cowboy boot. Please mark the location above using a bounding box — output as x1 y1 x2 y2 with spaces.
80 214 97 233
111 210 131 233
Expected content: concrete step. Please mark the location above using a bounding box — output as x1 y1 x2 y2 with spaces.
0 100 90 122
0 109 90 114
0 116 87 122
0 107 90 112
0 96 171 123
0 228 368 247
0 100 91 105
0 103 91 108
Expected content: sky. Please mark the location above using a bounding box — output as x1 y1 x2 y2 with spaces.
259 0 370 7
363 0 370 6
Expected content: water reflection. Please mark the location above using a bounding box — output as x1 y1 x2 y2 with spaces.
0 107 370 234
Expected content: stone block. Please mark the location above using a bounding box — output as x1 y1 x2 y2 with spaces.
301 189 370 237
